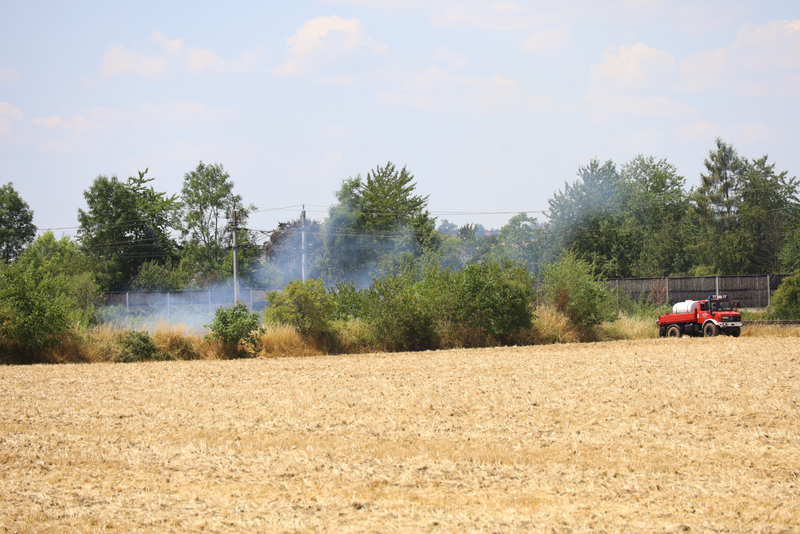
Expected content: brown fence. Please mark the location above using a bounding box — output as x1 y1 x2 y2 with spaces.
100 289 270 316
606 274 789 308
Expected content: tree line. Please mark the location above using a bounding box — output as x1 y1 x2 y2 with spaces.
1 138 799 298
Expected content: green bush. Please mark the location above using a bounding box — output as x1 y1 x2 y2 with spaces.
453 259 534 342
541 251 613 326
769 270 800 319
0 262 71 363
362 262 435 352
265 279 333 344
116 330 161 363
206 301 263 356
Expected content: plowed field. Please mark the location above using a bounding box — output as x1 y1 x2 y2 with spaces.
2 337 799 533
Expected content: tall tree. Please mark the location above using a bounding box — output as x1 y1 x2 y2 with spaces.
736 155 798 273
77 169 180 290
180 161 254 284
318 162 438 284
0 182 36 263
620 155 691 277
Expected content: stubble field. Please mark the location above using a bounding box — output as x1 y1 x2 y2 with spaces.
1 336 799 533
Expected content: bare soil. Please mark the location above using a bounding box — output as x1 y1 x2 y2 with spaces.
1 337 799 533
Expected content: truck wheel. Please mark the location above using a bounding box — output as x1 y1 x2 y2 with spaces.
666 325 681 338
728 327 741 338
703 323 719 337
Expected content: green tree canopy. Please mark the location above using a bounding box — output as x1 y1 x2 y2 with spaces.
180 161 255 287
318 162 438 284
77 169 180 290
0 182 36 263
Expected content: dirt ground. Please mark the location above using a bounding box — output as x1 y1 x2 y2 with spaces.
1 337 799 533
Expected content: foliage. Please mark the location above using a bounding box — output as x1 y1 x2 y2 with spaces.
326 254 535 351
318 162 439 284
451 259 534 342
0 182 36 263
265 279 333 344
180 161 255 284
15 231 101 326
768 270 800 320
129 259 193 291
0 261 71 363
263 217 323 283
541 251 612 326
205 301 264 355
489 214 544 274
77 169 180 291
116 330 161 363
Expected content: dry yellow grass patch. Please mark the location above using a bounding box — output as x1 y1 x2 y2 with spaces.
257 324 322 358
2 337 798 532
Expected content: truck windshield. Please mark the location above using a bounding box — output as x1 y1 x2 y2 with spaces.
711 301 732 311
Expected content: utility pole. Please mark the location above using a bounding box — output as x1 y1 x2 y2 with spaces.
232 209 239 302
301 205 306 282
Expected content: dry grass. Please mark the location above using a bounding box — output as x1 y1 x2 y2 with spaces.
2 337 798 533
257 324 323 358
741 323 800 337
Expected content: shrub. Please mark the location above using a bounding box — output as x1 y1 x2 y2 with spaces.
362 265 435 352
116 330 161 363
0 263 71 363
769 270 800 319
541 251 613 327
265 279 333 344
206 301 264 357
453 259 534 343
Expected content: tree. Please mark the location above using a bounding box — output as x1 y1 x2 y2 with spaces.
546 159 634 278
620 155 691 277
263 217 323 283
0 182 36 263
490 213 544 274
180 161 254 284
735 155 798 273
78 170 180 290
16 231 100 326
768 270 800 319
0 261 71 363
541 250 612 327
318 162 438 284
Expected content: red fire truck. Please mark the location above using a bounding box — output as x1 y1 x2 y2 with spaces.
658 295 743 338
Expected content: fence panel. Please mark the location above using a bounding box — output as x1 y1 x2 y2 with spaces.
605 274 789 308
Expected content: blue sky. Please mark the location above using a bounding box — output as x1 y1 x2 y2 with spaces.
2 0 798 235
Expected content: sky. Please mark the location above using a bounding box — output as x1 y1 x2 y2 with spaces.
2 0 799 237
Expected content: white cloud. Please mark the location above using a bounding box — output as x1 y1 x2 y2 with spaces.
677 120 721 143
0 102 24 135
585 95 694 122
430 2 546 31
98 31 266 79
680 19 800 96
521 28 569 53
677 120 776 144
590 43 675 90
679 48 727 91
33 115 106 134
0 66 20 84
272 16 388 83
731 19 800 71
377 66 557 114
32 102 235 138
